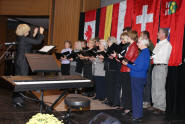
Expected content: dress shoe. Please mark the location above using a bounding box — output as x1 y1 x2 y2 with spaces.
102 100 108 104
81 92 88 96
153 109 165 115
130 117 142 122
104 101 113 106
88 94 94 97
116 107 124 110
147 106 157 111
13 102 23 108
98 98 105 101
121 110 132 116
112 104 119 107
92 97 98 100
143 102 151 109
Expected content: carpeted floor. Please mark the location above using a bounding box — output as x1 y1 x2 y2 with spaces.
32 90 116 111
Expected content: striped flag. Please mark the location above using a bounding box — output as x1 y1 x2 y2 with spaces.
98 7 106 39
104 4 113 40
111 0 132 43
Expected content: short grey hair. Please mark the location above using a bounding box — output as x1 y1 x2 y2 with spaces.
107 36 117 44
138 37 149 47
99 39 108 49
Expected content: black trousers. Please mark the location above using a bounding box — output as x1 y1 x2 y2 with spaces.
61 64 70 75
121 72 132 110
105 70 118 104
113 72 122 106
83 60 94 96
94 76 106 99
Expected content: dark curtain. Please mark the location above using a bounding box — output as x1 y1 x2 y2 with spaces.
166 26 185 115
78 12 85 40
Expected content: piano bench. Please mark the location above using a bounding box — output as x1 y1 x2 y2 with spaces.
64 96 90 109
64 96 90 123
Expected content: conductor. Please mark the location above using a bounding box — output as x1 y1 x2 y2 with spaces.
13 24 44 107
15 24 44 75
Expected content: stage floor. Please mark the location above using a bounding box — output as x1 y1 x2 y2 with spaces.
0 86 184 124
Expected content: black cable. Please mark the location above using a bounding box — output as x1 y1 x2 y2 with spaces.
19 92 53 105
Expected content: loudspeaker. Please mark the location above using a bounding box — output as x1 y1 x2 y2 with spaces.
89 112 121 124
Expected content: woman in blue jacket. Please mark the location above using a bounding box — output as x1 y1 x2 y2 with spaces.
122 37 150 122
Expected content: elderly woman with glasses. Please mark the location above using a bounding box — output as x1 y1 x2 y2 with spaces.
122 37 150 122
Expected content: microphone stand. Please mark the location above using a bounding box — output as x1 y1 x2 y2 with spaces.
0 45 14 64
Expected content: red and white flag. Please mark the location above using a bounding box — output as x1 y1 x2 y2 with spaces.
160 0 185 66
132 0 160 44
111 0 132 44
84 10 96 41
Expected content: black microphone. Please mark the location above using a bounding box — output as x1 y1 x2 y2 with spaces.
4 42 16 45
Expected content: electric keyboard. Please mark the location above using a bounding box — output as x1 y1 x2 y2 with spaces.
1 75 92 92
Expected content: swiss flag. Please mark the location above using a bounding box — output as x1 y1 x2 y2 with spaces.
132 0 160 45
84 10 96 41
160 0 185 66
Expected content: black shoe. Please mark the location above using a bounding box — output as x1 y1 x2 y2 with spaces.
82 92 88 96
98 98 105 101
88 94 94 97
13 102 23 108
121 111 132 116
112 104 119 107
130 117 142 122
116 107 124 110
102 100 109 104
92 97 98 100
153 109 165 115
104 101 113 107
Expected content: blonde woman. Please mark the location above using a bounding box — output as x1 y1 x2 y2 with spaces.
13 24 44 108
103 36 121 106
92 39 108 101
69 41 83 75
81 38 96 97
15 24 44 75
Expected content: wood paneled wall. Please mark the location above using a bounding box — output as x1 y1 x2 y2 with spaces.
52 0 82 51
0 0 50 16
82 0 100 12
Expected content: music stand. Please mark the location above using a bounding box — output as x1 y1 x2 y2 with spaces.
38 45 55 54
25 53 60 73
25 53 60 112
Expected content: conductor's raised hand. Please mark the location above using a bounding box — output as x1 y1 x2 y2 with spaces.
33 27 39 37
39 27 44 34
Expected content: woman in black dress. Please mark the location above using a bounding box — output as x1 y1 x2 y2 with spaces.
15 24 44 76
13 24 44 107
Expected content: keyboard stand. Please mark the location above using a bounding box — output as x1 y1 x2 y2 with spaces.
46 90 68 113
40 89 44 113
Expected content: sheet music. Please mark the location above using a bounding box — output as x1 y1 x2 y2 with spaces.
38 45 55 53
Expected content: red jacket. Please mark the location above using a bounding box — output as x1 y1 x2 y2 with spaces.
120 42 139 72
